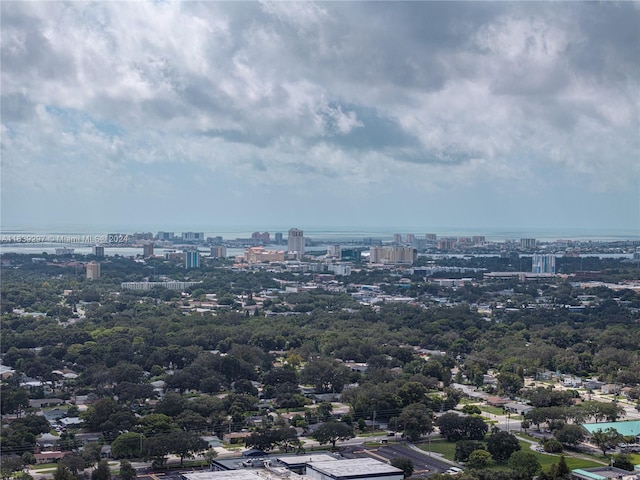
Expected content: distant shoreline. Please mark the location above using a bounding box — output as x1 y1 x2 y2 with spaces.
1 225 638 243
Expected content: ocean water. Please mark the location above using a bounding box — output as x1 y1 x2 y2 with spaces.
1 224 638 242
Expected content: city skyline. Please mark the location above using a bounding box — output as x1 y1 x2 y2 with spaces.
1 224 639 244
1 2 638 231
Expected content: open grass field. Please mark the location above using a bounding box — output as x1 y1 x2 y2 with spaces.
420 438 457 460
31 464 58 472
478 405 505 416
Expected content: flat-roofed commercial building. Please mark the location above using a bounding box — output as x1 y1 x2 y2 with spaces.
570 466 639 479
582 420 640 443
184 472 289 480
306 458 403 480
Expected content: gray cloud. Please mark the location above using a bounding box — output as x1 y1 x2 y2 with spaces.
1 1 638 229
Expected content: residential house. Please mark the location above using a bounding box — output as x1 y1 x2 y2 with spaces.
34 452 69 464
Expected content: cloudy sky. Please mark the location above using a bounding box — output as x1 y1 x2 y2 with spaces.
2 1 639 234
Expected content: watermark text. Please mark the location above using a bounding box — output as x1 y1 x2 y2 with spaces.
1 234 130 244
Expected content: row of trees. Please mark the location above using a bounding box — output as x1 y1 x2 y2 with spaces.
523 400 625 435
442 429 542 480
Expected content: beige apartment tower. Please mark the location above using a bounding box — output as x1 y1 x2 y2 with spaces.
86 261 101 280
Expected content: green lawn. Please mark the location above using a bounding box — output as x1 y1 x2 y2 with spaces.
31 464 59 472
515 432 538 442
563 457 606 470
358 431 388 437
589 452 640 465
417 436 608 472
531 451 601 471
479 405 505 416
419 438 457 460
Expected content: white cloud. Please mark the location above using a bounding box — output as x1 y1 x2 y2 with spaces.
1 1 638 229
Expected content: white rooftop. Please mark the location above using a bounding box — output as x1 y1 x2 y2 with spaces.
183 472 264 480
307 458 403 476
184 472 310 480
277 453 338 466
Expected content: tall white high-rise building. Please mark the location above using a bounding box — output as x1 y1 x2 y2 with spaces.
532 254 555 274
287 228 305 259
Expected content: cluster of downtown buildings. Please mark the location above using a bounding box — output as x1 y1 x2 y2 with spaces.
24 227 639 283
85 233 555 286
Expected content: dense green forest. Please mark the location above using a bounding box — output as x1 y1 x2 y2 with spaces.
1 253 639 479
2 254 639 386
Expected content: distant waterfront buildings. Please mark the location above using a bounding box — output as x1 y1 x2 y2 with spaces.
86 261 100 280
132 232 153 241
210 246 227 259
287 228 305 259
437 238 456 251
92 246 104 257
472 236 486 245
251 232 270 244
520 238 537 249
327 245 341 258
156 231 175 241
55 247 75 256
182 232 204 242
532 254 556 274
185 250 200 269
